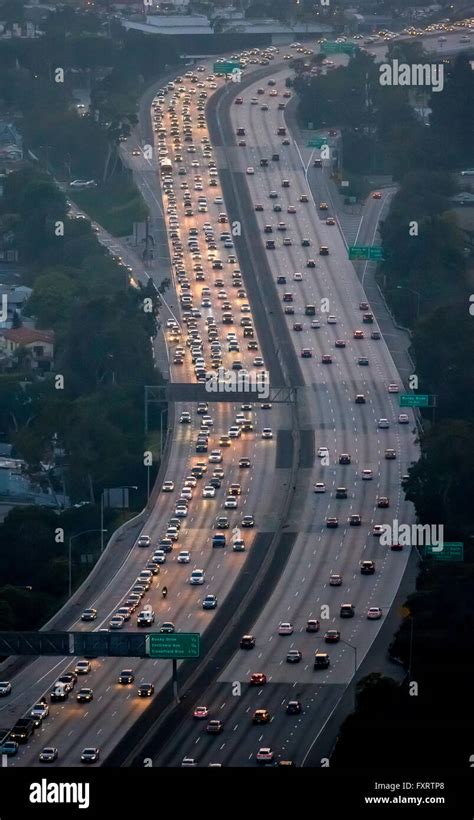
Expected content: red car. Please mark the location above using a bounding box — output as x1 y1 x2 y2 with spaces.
250 672 267 685
372 191 382 199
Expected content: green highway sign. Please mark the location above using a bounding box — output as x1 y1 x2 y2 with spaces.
321 42 358 56
307 137 328 148
425 542 463 561
213 61 241 75
400 394 430 408
348 245 384 260
147 632 200 659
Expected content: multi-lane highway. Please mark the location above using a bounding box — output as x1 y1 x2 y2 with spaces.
2 23 471 767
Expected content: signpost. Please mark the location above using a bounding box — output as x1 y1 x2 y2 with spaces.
307 137 328 148
321 42 358 56
213 61 241 75
425 542 463 561
348 245 384 260
400 394 431 408
147 632 200 659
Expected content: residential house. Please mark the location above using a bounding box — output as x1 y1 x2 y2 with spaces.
0 327 54 371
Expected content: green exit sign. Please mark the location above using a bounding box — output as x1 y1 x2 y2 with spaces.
425 542 463 561
307 137 328 148
213 61 240 75
147 632 200 659
348 245 384 260
400 394 430 408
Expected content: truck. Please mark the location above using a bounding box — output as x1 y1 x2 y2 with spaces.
305 305 316 316
9 717 35 744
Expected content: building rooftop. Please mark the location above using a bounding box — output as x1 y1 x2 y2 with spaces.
1 327 54 344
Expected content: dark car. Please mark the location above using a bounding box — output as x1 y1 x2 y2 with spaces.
360 560 375 575
286 649 302 663
252 709 270 724
76 688 93 703
81 747 99 764
240 634 255 649
206 720 223 735
138 683 154 697
286 700 302 715
324 630 340 643
119 669 134 684
340 604 355 618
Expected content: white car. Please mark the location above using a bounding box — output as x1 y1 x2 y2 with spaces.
314 482 326 493
177 550 191 563
317 446 329 457
153 550 166 564
180 487 193 499
262 428 273 439
398 413 409 424
224 496 238 509
214 196 223 204
378 418 390 428
373 524 385 536
311 319 321 328
361 469 373 480
137 535 151 547
246 167 255 175
202 485 216 498
162 481 174 492
229 426 241 438
327 315 337 324
190 569 205 585
278 622 294 635
180 412 191 423
367 607 383 620
329 574 343 586
388 383 399 393
293 272 303 281
109 615 125 630
209 450 223 463
0 681 12 696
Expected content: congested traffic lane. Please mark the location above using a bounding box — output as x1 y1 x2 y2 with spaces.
155 63 419 767
1 65 290 767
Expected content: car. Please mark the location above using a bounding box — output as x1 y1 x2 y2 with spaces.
326 517 339 528
360 560 375 575
319 202 328 210
359 301 369 311
30 702 49 723
256 747 274 763
162 480 174 492
327 315 337 324
278 622 293 635
0 681 12 696
306 619 320 633
137 535 151 547
286 649 302 663
361 469 373 480
153 550 166 564
340 604 355 618
81 747 100 764
286 700 302 715
353 330 364 339
372 191 382 199
138 683 154 697
74 660 91 675
160 621 175 634
202 485 216 499
385 448 397 460
242 515 254 527
252 709 270 724
81 608 97 622
202 594 218 610
194 706 210 720
206 720 223 734
321 355 332 364
177 550 190 563
378 418 390 428
190 569 205 584
318 446 329 458
326 217 336 225
314 482 326 493
301 238 311 246
358 357 369 366
329 574 342 586
349 514 361 526
355 394 366 404
0 741 18 756
250 672 267 685
246 167 255 175
319 246 329 255
77 687 93 703
39 747 58 763
335 339 346 348
377 496 390 508
398 413 410 424
324 630 340 643
306 259 316 268
371 330 381 340
300 194 309 202
239 454 251 466
119 669 134 684
181 757 197 767
57 673 77 690
294 272 303 281
262 428 273 439
367 607 383 620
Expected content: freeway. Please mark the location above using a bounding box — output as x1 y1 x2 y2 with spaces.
152 59 419 768
1 60 294 768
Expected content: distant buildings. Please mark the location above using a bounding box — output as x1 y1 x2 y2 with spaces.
0 327 55 372
0 124 23 163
